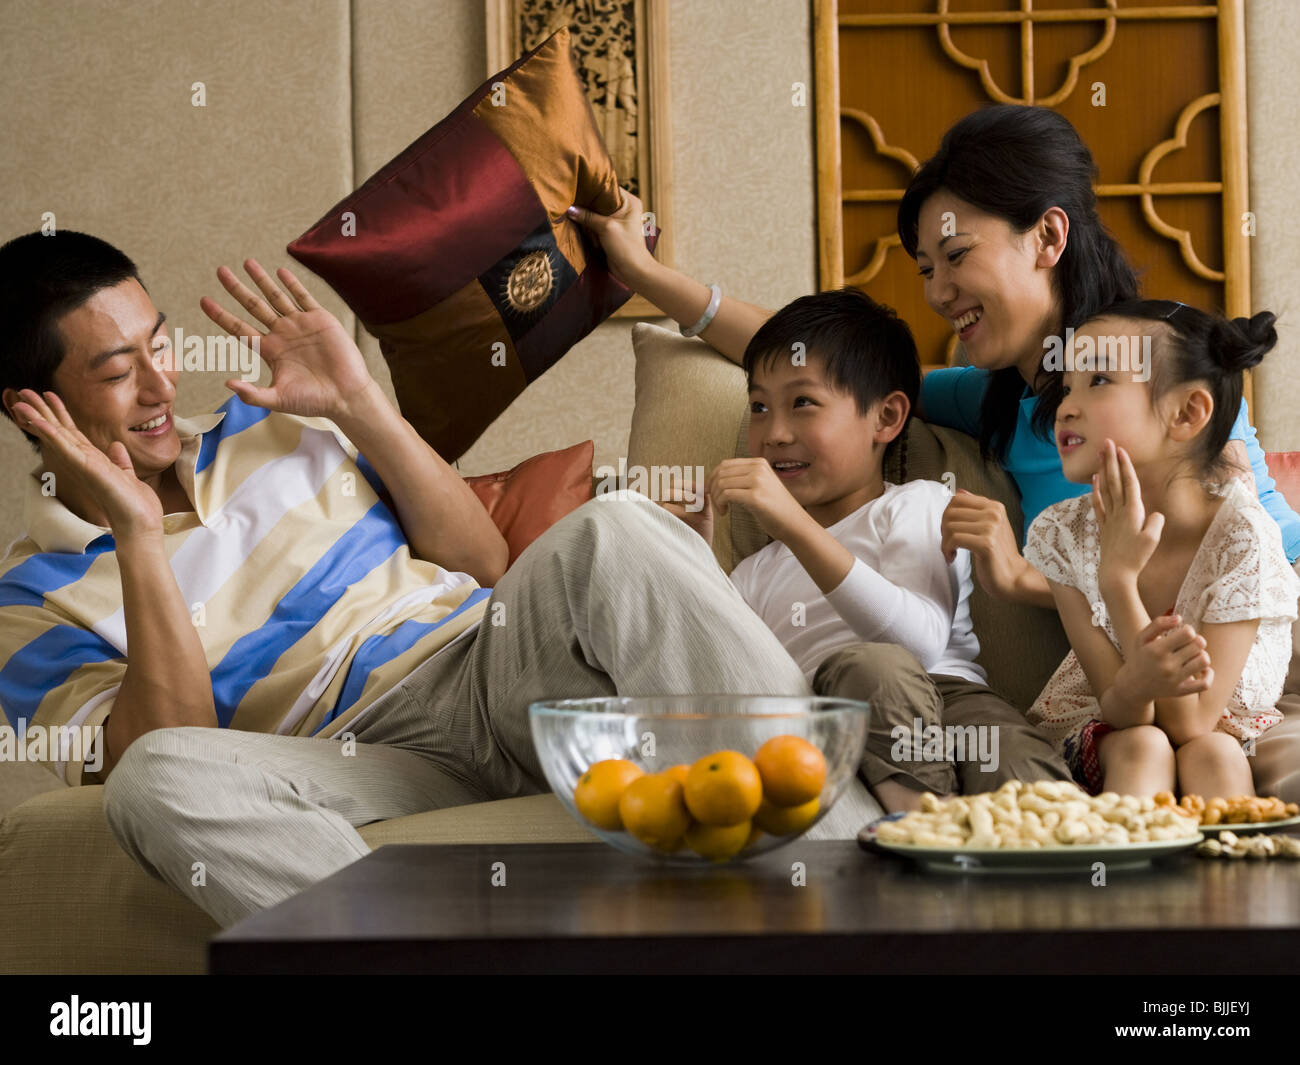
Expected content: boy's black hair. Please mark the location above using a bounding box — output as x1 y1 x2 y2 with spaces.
1037 299 1277 483
0 230 141 451
742 287 920 419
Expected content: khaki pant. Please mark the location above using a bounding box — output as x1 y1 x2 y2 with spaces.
102 494 882 929
813 642 1072 796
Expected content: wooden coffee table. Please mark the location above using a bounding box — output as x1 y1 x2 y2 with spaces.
208 840 1300 974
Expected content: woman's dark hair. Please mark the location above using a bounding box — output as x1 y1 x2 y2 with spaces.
743 286 920 418
0 230 141 451
1042 299 1276 482
897 105 1139 460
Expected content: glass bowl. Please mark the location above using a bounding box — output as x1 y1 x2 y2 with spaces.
529 695 871 864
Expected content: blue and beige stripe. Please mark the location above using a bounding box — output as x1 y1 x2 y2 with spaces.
0 395 488 779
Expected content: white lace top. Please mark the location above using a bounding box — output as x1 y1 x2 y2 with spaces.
1024 477 1300 746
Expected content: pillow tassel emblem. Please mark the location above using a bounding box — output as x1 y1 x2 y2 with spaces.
504 249 555 314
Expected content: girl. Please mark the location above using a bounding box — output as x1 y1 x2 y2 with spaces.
1024 301 1300 797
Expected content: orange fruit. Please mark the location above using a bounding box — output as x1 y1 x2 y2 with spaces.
753 795 821 836
754 735 826 807
663 764 691 787
684 750 764 825
573 759 644 830
744 824 764 849
619 772 692 851
684 819 752 861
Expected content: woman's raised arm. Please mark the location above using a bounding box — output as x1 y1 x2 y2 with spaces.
567 190 772 365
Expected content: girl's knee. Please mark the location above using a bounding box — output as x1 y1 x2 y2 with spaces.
1175 730 1246 770
1102 724 1172 761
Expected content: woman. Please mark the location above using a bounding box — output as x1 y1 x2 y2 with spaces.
568 104 1300 801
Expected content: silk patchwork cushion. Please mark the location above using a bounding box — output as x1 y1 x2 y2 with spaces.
288 26 656 462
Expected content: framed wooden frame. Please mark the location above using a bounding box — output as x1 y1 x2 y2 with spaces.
486 0 673 318
813 0 1253 412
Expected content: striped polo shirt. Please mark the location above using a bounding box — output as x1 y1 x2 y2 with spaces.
0 394 490 785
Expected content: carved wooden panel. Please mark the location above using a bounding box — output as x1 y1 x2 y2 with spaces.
814 0 1251 407
487 0 673 318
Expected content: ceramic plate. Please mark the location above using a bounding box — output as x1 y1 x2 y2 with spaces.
858 815 1199 874
1196 813 1300 836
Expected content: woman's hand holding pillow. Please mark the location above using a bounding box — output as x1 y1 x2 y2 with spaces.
566 188 657 290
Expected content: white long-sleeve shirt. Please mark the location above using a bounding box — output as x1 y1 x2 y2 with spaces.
728 479 986 685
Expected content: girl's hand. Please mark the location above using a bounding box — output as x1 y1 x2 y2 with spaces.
1120 613 1214 702
940 489 1036 600
707 458 808 542
200 260 375 423
658 472 715 546
1093 439 1164 594
565 188 657 290
11 390 164 538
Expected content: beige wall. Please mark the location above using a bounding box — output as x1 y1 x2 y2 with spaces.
1245 0 1300 451
0 0 357 552
0 0 1297 556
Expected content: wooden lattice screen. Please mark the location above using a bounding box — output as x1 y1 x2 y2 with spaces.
813 0 1251 409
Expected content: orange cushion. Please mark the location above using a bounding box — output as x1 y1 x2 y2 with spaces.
466 440 594 569
1265 452 1300 514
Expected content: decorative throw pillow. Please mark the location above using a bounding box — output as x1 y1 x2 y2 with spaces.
287 27 656 462
466 439 594 569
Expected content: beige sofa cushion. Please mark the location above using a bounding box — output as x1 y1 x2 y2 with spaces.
0 786 596 974
627 322 749 573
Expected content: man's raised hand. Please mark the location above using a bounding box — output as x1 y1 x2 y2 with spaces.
10 389 163 536
200 260 377 422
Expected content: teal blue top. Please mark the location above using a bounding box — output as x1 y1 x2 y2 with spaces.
920 365 1300 563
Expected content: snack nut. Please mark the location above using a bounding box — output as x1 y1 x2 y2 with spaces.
874 780 1200 849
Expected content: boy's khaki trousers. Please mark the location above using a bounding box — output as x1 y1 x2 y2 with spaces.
814 642 1073 795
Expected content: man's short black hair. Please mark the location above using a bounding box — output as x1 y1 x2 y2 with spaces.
742 286 920 418
0 230 141 451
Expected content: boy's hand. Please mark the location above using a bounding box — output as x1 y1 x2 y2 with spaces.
1120 613 1214 702
1093 439 1164 595
708 457 807 541
199 260 375 423
940 489 1034 598
658 472 714 546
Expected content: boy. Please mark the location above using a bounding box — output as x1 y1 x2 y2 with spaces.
662 288 1070 811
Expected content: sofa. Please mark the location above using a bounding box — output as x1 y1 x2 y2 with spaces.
3 323 1298 973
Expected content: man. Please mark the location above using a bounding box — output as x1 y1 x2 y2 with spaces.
0 230 832 928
